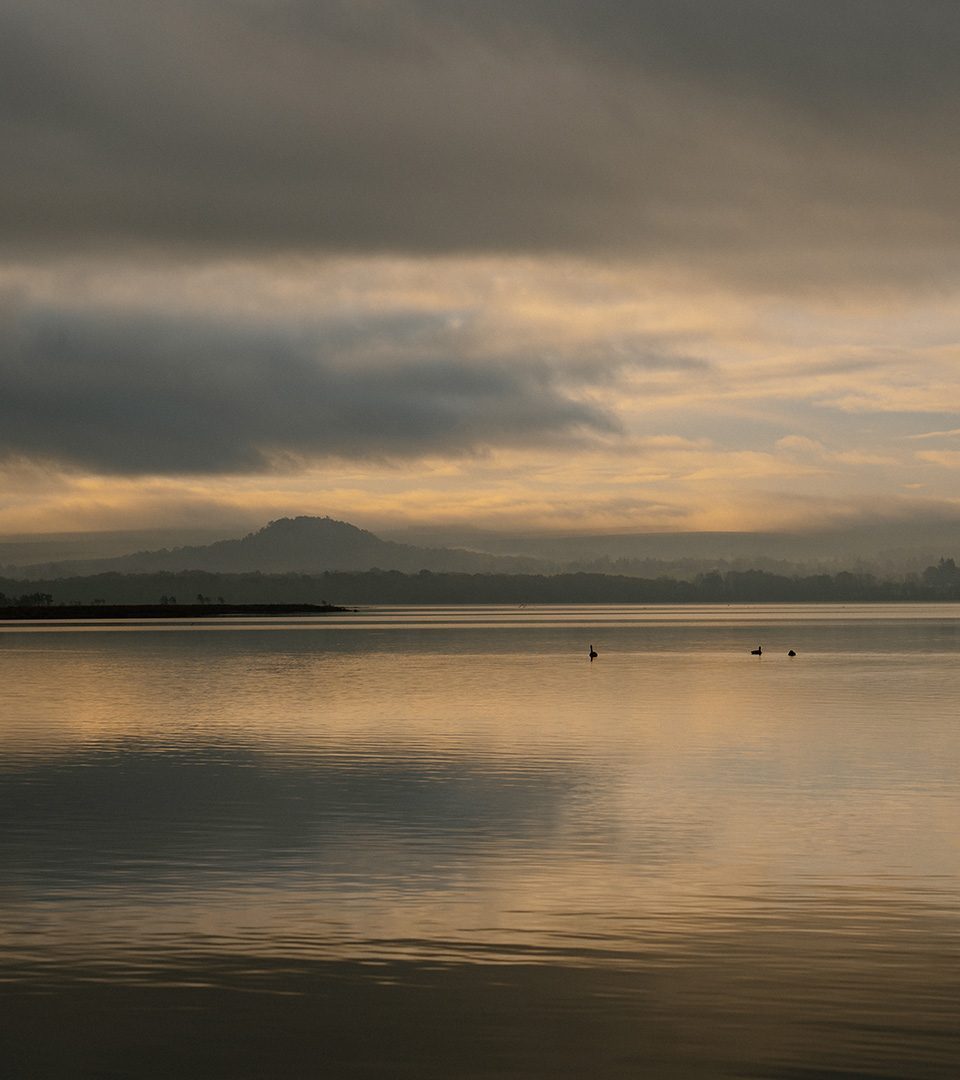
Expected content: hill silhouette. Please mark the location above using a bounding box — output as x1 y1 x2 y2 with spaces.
15 516 549 577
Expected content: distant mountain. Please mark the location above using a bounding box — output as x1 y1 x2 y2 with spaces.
14 516 551 578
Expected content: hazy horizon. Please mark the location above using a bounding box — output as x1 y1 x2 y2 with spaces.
2 512 959 580
4 512 960 543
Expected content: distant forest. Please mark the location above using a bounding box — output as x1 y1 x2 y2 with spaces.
4 559 960 606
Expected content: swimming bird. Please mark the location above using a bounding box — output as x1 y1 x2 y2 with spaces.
589 645 598 661
787 649 796 657
750 645 762 656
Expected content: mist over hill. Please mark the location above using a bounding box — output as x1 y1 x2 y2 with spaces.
4 516 960 606
3 514 960 582
0 527 241 571
5 516 550 579
382 520 960 578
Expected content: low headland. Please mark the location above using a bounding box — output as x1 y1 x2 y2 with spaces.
0 602 349 620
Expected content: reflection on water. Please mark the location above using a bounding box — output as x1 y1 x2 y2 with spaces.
1 605 959 1078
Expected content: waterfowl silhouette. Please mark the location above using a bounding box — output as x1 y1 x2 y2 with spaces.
750 645 762 656
589 645 598 661
787 649 796 657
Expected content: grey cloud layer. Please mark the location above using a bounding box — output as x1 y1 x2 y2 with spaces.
0 303 620 473
4 1 960 271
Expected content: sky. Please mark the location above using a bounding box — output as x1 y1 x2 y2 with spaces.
4 0 960 537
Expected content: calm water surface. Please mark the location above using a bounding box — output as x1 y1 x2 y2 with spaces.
1 604 958 1078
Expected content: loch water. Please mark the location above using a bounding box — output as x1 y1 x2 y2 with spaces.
1 604 959 1079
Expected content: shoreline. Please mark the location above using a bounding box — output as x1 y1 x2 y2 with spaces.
0 603 350 620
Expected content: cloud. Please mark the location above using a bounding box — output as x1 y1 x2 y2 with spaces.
775 435 826 455
2 251 958 536
0 299 624 474
914 450 960 470
775 434 898 468
3 1 960 285
4 3 960 536
905 427 960 441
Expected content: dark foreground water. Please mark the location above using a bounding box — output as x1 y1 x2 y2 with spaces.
1 604 959 1079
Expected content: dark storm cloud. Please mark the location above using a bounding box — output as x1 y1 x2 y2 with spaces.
0 301 622 473
468 1 960 121
4 1 960 269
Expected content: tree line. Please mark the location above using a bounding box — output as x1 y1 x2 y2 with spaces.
3 558 960 606
0 591 53 606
